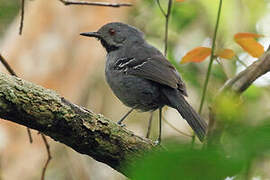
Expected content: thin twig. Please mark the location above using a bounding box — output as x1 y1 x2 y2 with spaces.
163 118 192 137
156 0 173 56
216 58 229 79
59 0 132 7
235 55 248 68
156 0 166 16
0 54 33 143
164 0 172 56
146 112 153 138
19 0 25 35
41 134 52 180
196 0 223 145
27 127 33 143
198 0 223 114
0 54 17 76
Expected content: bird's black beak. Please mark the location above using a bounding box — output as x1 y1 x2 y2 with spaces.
80 32 101 38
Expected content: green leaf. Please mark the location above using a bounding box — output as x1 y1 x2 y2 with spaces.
129 143 243 180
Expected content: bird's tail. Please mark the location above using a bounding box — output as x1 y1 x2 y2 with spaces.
161 88 207 142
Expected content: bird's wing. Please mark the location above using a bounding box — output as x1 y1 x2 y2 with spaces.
114 55 187 96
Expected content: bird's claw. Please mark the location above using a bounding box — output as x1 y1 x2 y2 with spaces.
154 140 160 146
117 122 126 127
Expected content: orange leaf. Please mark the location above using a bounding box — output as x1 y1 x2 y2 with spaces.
234 32 264 58
216 49 236 59
176 0 185 2
235 38 264 58
234 32 262 39
181 47 211 64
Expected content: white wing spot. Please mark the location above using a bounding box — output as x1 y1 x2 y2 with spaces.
118 58 136 68
133 61 147 69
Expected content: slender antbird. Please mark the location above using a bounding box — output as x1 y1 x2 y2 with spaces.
81 22 207 142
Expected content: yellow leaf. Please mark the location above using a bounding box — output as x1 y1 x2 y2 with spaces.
216 49 236 59
234 32 264 58
181 47 211 64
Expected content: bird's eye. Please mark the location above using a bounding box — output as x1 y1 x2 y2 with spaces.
108 28 116 36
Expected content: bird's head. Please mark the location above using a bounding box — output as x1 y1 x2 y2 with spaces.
80 22 144 52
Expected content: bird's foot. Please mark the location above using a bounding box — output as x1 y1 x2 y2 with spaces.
117 122 126 127
154 141 167 150
154 136 162 145
154 140 161 146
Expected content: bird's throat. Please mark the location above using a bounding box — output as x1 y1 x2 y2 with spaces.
100 39 119 53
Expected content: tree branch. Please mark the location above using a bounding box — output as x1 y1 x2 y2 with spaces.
0 72 154 176
207 50 270 145
58 0 132 7
220 50 270 94
19 0 25 35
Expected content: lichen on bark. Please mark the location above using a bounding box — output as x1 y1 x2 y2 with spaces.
0 72 154 176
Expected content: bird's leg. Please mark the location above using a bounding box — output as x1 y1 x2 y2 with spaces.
146 112 154 138
117 108 134 126
156 108 162 144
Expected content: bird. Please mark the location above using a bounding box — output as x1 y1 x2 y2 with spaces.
80 22 207 142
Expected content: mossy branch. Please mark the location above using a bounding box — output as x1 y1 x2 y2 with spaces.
0 72 154 176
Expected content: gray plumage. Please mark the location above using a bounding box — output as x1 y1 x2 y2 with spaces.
81 22 207 141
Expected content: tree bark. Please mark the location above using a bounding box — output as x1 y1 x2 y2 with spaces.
220 50 270 94
0 72 154 176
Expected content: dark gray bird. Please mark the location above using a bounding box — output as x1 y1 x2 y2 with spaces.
80 22 207 142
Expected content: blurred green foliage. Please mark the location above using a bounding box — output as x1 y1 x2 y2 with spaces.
211 63 227 83
129 145 242 180
129 121 270 180
242 85 263 102
0 0 20 35
171 3 199 32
